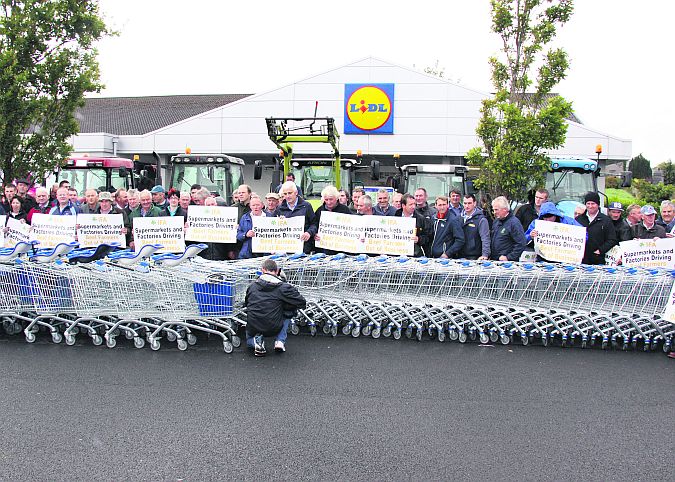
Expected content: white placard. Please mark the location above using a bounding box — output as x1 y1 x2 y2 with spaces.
605 245 623 266
76 214 126 248
30 214 77 248
316 211 365 253
533 220 587 264
251 216 305 254
132 216 185 253
185 206 238 243
5 217 32 248
619 238 675 268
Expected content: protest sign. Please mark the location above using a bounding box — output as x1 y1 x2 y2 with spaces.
533 220 586 264
251 216 304 253
316 211 364 253
186 206 238 243
662 283 675 323
619 238 675 268
30 214 76 248
132 216 185 253
362 215 415 256
605 244 623 266
5 216 32 248
76 214 126 248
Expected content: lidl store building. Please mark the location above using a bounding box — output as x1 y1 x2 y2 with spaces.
71 57 631 194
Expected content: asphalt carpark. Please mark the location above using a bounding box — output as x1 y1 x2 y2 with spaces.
0 333 672 481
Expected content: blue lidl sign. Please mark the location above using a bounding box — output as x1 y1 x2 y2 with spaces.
344 83 394 134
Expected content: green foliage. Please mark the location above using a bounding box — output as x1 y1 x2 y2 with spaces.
657 160 675 185
605 188 639 207
0 0 113 183
631 179 675 205
469 0 574 202
604 176 620 189
628 153 652 180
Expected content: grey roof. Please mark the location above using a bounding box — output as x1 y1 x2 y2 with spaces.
75 94 252 135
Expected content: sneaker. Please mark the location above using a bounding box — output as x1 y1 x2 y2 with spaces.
254 335 266 357
274 340 286 353
668 351 675 359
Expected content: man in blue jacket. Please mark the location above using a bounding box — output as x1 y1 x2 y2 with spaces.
275 180 316 254
459 194 491 260
429 195 464 258
490 196 526 261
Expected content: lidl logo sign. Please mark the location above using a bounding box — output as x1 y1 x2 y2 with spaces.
344 84 394 134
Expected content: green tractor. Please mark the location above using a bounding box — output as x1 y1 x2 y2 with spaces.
255 117 378 209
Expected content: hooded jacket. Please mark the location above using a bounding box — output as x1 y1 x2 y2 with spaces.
236 211 272 259
460 207 491 259
244 273 307 337
525 202 582 243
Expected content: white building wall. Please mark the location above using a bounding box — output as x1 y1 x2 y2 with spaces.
80 57 632 162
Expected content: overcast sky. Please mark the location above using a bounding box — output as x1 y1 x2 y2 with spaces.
93 0 673 165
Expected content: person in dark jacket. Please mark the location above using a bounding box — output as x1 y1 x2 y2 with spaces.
395 193 430 258
656 200 675 233
575 191 618 265
632 204 667 239
460 194 491 260
96 191 132 246
312 185 352 255
515 189 549 231
244 258 307 356
429 195 464 258
373 189 397 216
414 188 437 255
26 187 51 224
490 196 527 261
606 202 632 242
6 196 27 222
163 188 188 220
237 196 271 259
275 181 316 254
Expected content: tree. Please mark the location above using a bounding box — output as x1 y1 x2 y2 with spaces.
466 0 574 203
658 160 675 185
628 153 652 180
0 0 112 184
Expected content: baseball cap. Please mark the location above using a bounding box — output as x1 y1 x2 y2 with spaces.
265 192 280 199
150 185 166 194
16 178 31 186
640 205 656 215
98 191 113 201
607 201 623 211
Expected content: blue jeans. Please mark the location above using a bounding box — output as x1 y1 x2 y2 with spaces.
246 319 291 347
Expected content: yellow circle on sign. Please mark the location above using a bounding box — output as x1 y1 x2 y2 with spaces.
346 86 392 131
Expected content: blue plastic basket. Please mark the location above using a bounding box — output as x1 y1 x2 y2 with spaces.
193 274 234 316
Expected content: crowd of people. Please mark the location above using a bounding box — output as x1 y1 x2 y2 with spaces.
3 177 675 266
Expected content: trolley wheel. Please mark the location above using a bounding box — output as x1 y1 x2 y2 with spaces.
405 326 413 339
25 331 36 343
106 337 116 349
448 329 459 341
187 333 197 346
223 340 234 353
437 331 445 343
322 324 331 335
489 332 499 343
65 334 76 346
124 330 134 340
581 339 588 349
601 340 608 350
651 342 658 352
521 336 529 346
290 323 300 336
309 325 317 337
351 326 360 338
663 344 671 354
469 330 477 341
150 340 161 351
92 335 103 346
342 325 351 336
372 327 381 339
416 329 423 342
330 325 338 337
500 334 510 345
382 326 392 338
177 339 188 351
231 335 241 348
479 333 489 344
393 329 402 340
166 331 177 343
362 326 372 337
10 322 21 335
643 343 650 352
542 336 549 347
458 332 467 343
134 337 145 349
51 332 63 344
